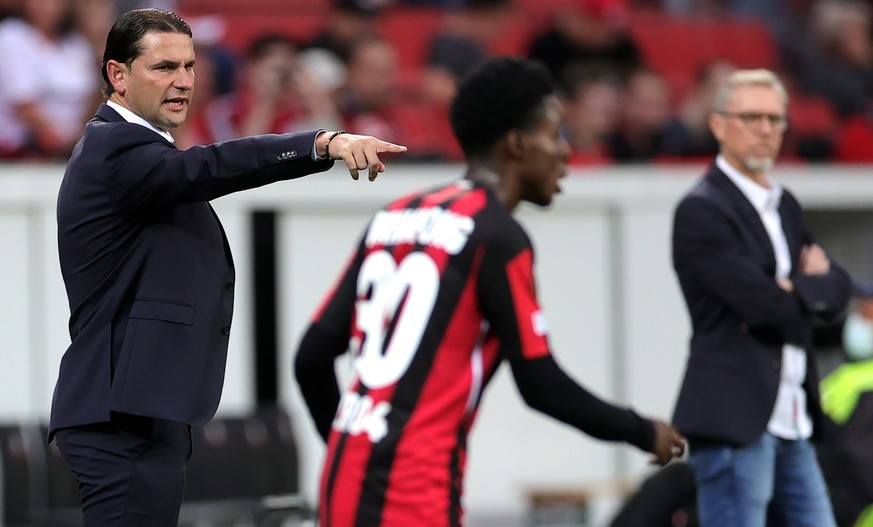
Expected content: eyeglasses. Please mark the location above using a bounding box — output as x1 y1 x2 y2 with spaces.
718 112 787 129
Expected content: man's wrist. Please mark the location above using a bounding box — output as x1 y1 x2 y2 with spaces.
320 129 347 159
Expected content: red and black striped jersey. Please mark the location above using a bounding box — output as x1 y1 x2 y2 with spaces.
303 180 552 527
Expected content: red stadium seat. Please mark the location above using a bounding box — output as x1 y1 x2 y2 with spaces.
788 93 839 136
627 9 778 98
192 13 327 52
377 6 446 79
179 0 331 16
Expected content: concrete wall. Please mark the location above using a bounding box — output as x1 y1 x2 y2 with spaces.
2 162 872 524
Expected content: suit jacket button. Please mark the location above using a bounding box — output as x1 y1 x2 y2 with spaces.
740 322 749 332
221 324 231 336
771 360 780 370
225 282 234 292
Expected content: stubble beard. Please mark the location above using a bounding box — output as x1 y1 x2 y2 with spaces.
745 155 775 175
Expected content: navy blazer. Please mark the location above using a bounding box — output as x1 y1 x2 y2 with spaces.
50 104 333 437
671 163 852 446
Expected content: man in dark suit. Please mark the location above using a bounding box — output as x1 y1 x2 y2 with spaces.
50 8 405 527
670 68 851 527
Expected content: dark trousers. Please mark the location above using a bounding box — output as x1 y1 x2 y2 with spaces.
54 412 191 527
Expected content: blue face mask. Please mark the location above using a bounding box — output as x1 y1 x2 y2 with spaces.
842 312 873 361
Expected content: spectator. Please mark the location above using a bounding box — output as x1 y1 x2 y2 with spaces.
0 0 98 158
607 67 673 162
419 0 515 108
338 36 449 160
186 15 237 97
305 0 386 64
788 0 873 118
660 60 736 161
298 0 388 113
559 62 622 165
72 0 115 117
337 36 401 140
72 0 113 66
527 0 642 88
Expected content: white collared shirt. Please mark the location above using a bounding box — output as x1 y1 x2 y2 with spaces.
717 155 812 440
106 100 175 143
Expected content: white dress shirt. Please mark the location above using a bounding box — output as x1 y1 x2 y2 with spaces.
717 155 813 440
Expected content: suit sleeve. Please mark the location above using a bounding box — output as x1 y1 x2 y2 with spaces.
672 194 809 341
103 125 333 211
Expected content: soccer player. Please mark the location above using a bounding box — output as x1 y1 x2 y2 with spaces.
294 56 686 527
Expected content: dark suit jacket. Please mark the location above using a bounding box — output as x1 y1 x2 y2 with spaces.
671 163 852 446
50 104 333 437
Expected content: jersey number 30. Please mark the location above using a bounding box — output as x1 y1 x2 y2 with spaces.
354 250 439 389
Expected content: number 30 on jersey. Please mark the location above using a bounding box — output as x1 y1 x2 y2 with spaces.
332 250 440 442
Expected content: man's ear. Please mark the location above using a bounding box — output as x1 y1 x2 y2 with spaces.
504 129 526 160
709 112 725 143
106 60 128 95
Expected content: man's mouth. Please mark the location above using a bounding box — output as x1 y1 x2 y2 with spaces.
165 98 187 109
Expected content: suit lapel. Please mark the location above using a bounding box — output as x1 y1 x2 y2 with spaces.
707 165 778 273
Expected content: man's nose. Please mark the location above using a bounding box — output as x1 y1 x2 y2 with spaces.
174 68 194 89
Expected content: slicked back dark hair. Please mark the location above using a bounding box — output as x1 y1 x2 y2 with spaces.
450 56 555 159
101 8 192 96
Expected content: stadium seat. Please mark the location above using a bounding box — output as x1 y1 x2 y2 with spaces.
0 423 39 526
189 13 327 53
377 6 446 80
40 425 83 527
179 0 331 16
180 407 308 525
788 92 839 136
627 9 779 99
1 410 306 527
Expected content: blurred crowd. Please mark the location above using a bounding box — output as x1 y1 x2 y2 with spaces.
1 0 872 164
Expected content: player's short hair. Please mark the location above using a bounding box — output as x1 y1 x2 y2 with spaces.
101 8 192 96
450 56 555 159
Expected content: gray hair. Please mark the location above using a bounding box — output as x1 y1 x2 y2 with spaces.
712 69 788 113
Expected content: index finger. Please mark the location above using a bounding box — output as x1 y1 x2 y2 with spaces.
376 140 408 154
